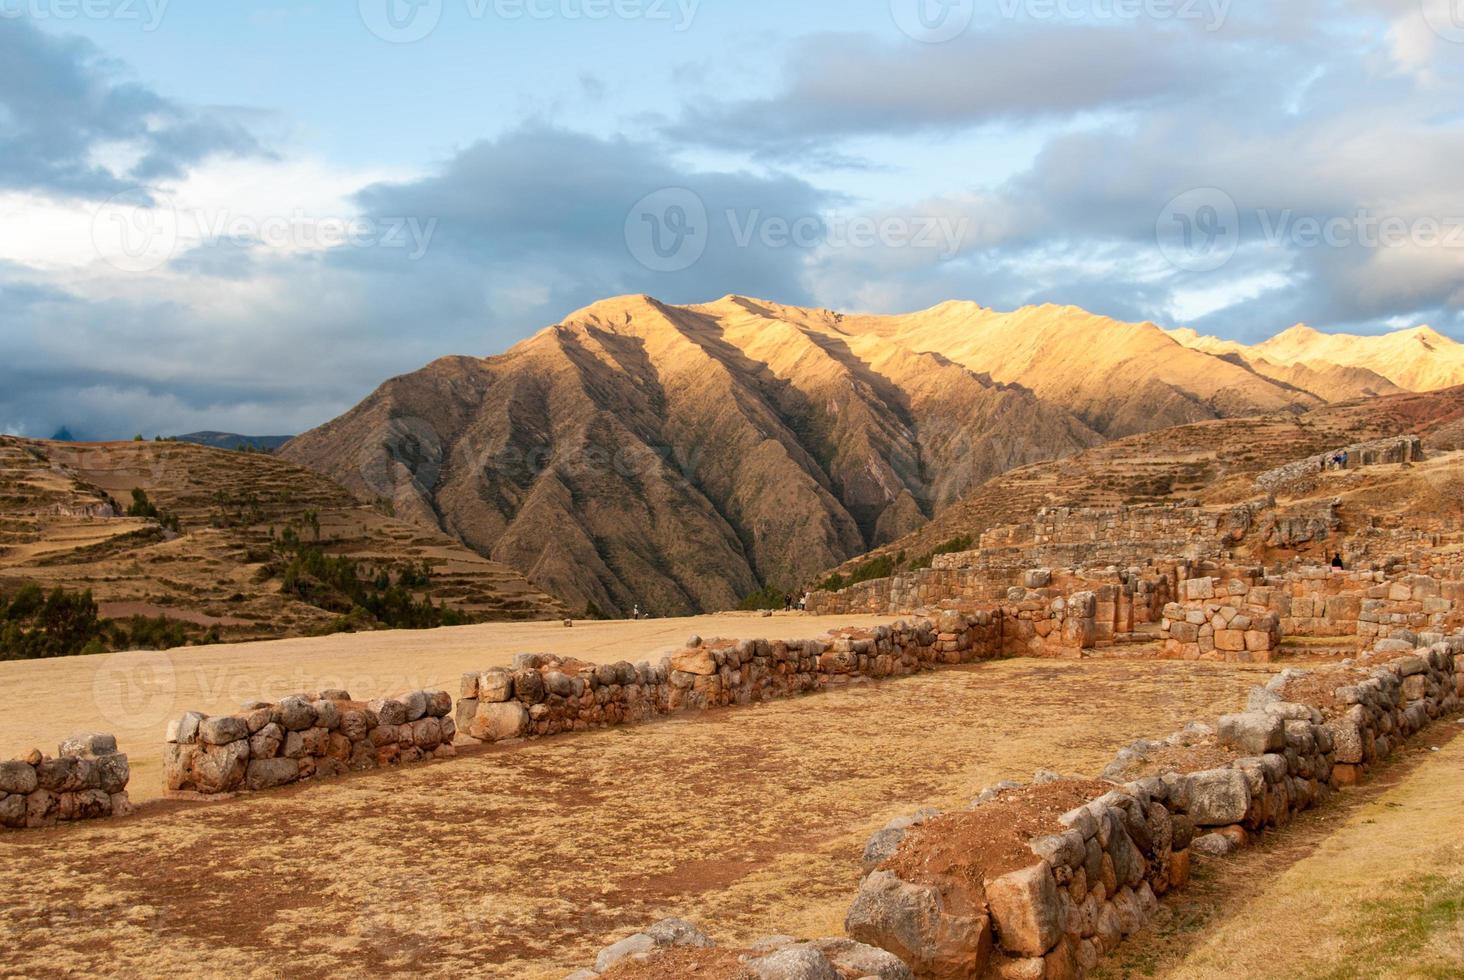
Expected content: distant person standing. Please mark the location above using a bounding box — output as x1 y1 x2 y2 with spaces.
784 593 793 612
632 604 641 621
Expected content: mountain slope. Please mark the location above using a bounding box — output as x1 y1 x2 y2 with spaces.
281 295 1350 616
0 437 565 641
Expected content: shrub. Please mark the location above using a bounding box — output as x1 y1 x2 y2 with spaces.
738 585 787 611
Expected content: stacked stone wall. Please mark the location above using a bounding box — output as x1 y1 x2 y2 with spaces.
838 635 1459 979
1161 567 1461 659
1256 435 1424 494
1 733 130 831
566 635 1461 979
460 612 1004 744
163 689 456 796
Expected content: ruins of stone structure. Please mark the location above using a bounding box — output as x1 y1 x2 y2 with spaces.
1 733 130 831
566 635 1463 979
163 689 455 796
459 612 1002 744
838 638 1461 978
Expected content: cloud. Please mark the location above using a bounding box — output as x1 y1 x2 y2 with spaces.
3 4 1464 442
0 18 263 199
0 125 832 439
662 25 1225 160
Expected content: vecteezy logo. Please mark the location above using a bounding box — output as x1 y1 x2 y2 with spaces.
1156 187 1240 273
358 0 443 43
1421 0 1464 43
90 189 179 274
890 0 974 43
624 188 709 273
92 650 178 732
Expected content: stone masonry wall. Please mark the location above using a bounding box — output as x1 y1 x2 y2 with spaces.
840 635 1460 979
1 733 131 831
163 689 455 796
1160 566 1462 660
459 613 1004 744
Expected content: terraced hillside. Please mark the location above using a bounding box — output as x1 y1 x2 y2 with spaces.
0 438 564 643
820 386 1464 583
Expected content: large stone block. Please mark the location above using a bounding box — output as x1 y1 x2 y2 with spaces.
985 863 1062 958
478 670 514 703
59 733 117 759
1215 630 1247 653
0 761 38 796
245 757 299 791
190 740 250 794
1187 769 1251 827
846 871 992 979
671 648 718 676
468 701 529 742
199 716 248 745
1217 712 1285 755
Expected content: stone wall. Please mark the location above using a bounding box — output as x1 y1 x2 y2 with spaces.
563 635 1461 979
840 636 1460 979
1 733 130 831
1000 568 1176 658
460 613 1004 744
1255 435 1424 494
1160 566 1462 660
163 689 455 796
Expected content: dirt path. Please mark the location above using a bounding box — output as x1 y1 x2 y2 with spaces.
0 613 896 800
1096 718 1464 979
0 660 1265 979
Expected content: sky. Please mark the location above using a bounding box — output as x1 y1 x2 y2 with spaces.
1 0 1462 439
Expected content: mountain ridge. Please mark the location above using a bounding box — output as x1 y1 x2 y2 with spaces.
281 294 1436 615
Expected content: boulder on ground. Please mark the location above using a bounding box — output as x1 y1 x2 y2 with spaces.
812 937 914 980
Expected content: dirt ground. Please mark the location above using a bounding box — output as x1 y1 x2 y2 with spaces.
0 613 897 800
0 659 1267 979
1097 719 1464 980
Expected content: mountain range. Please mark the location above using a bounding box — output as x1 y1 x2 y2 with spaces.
281 295 1464 616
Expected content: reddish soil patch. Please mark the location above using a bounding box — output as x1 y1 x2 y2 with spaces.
885 779 1112 890
1281 666 1362 714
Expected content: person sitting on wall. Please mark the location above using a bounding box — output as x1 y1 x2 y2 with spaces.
1331 553 1345 569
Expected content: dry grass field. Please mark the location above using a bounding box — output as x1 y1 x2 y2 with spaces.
1095 722 1464 980
0 613 898 800
0 658 1268 979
